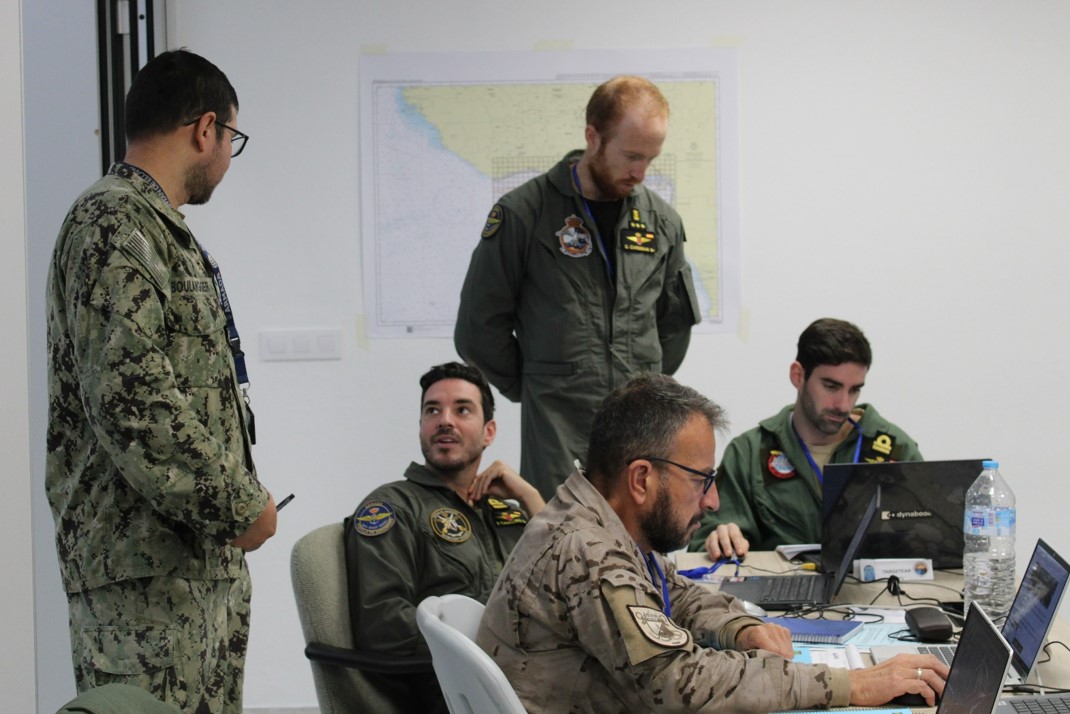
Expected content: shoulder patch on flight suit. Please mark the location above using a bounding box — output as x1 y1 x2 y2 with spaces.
430 508 472 543
862 431 897 463
602 581 691 665
484 497 528 526
352 500 396 536
116 229 169 294
481 204 504 239
556 214 593 258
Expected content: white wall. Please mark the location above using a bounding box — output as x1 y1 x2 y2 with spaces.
3 1 35 711
25 0 1070 710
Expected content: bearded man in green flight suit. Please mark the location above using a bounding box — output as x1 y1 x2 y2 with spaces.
454 75 701 500
692 318 923 559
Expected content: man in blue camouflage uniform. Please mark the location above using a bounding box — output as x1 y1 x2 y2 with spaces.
477 373 946 712
345 362 544 712
46 50 278 714
693 318 922 559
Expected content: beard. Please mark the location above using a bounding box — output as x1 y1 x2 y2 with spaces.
184 161 219 206
587 145 633 200
639 483 698 554
420 430 483 474
798 385 849 437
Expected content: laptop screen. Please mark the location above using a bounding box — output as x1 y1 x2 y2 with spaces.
939 602 1013 714
1002 539 1070 679
822 459 986 569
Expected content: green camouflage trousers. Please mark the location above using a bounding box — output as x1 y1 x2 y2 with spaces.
66 566 252 714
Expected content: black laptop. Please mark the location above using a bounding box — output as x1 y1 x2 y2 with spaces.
937 602 1013 714
714 487 879 609
822 459 986 569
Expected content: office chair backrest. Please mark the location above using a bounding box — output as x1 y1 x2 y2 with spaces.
416 594 527 714
291 522 417 713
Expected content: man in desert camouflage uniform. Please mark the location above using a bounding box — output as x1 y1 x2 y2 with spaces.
477 373 947 713
46 50 278 713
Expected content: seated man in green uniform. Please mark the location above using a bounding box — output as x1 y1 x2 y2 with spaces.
692 318 922 559
344 362 544 712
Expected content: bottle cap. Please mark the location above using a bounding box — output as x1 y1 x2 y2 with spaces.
982 459 1000 469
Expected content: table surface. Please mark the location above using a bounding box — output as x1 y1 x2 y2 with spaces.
675 550 1070 711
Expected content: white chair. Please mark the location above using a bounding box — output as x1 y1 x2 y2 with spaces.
416 594 527 714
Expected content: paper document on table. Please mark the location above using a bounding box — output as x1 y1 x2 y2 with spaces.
793 643 866 669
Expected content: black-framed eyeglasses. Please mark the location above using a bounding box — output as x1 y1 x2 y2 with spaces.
640 456 717 494
183 116 249 157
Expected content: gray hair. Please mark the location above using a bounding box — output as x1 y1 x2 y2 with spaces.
585 373 727 488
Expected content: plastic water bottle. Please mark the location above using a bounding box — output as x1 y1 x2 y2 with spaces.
962 460 1016 620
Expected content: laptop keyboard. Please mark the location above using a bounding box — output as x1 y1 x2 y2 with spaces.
1004 695 1070 713
916 644 956 667
762 576 820 603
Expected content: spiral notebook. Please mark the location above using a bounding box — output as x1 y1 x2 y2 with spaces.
764 616 864 644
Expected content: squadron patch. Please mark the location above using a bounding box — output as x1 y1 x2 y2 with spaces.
353 500 396 536
626 605 690 648
556 215 593 258
767 450 797 479
430 508 472 543
481 204 504 239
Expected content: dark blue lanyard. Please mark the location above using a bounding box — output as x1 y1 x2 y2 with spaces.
678 557 742 579
645 552 671 618
795 417 863 484
570 162 615 282
197 247 250 388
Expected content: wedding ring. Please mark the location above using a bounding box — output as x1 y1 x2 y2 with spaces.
916 668 923 680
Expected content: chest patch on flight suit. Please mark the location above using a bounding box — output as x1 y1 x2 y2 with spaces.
481 204 504 239
626 605 690 647
767 450 797 479
621 208 657 254
430 508 472 543
486 498 528 527
556 214 593 257
861 431 898 463
352 500 396 536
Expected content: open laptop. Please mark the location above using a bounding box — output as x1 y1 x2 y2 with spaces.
822 459 985 569
936 601 1013 714
714 487 880 609
872 538 1070 686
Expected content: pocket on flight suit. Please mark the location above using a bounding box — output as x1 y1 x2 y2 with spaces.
80 624 177 698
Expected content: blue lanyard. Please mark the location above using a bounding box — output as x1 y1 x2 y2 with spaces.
795 417 863 484
198 246 250 388
678 557 742 579
644 552 671 618
570 162 615 282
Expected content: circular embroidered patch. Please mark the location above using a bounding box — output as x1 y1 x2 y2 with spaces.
481 204 504 239
556 214 593 258
353 500 396 536
626 605 690 648
429 508 472 543
767 450 797 479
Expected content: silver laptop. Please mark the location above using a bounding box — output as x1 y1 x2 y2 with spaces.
872 538 1070 687
937 602 1013 714
714 488 879 609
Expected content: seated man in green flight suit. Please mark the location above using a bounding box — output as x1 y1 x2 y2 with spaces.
691 318 922 559
343 361 544 713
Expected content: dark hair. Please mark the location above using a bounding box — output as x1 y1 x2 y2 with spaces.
125 49 238 142
585 373 727 489
585 75 669 140
795 318 873 379
419 362 495 423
